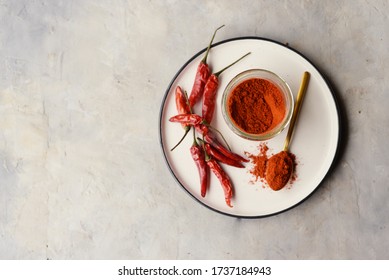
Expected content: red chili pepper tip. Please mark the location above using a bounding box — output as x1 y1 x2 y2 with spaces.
207 158 233 208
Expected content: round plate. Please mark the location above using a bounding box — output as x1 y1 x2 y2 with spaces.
159 37 340 218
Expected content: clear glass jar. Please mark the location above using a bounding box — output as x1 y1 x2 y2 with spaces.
222 69 294 141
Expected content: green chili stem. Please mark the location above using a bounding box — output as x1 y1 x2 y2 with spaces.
170 126 191 151
201 25 225 64
213 52 251 77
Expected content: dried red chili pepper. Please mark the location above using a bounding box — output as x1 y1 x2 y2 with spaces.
170 86 192 151
169 113 203 126
190 135 209 197
202 52 251 124
194 123 209 135
175 86 190 123
188 25 224 108
193 123 248 163
204 132 249 163
201 75 218 124
198 138 244 168
206 157 233 207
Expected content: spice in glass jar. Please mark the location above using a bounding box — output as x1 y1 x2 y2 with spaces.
227 78 286 135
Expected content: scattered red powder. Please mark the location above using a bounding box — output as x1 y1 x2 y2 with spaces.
247 143 268 182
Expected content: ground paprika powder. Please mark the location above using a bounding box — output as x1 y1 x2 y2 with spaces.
227 78 286 134
247 143 297 191
265 151 294 191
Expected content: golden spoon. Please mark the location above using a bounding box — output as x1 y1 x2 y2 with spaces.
283 71 310 152
265 71 310 191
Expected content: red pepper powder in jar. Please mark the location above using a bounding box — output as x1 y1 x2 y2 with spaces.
227 78 286 134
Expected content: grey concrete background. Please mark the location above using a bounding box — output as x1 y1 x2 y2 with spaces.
0 0 388 259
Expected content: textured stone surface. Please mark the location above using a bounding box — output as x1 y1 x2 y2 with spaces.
0 0 388 259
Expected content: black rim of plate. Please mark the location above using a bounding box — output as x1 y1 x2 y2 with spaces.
158 36 342 219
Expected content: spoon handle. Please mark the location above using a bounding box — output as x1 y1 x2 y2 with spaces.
283 71 310 152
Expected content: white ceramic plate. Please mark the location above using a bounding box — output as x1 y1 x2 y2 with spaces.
159 37 340 218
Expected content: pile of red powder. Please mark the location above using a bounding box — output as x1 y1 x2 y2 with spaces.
246 143 297 189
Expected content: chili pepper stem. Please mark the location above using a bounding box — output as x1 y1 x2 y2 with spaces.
170 126 190 151
201 25 225 64
213 52 251 77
